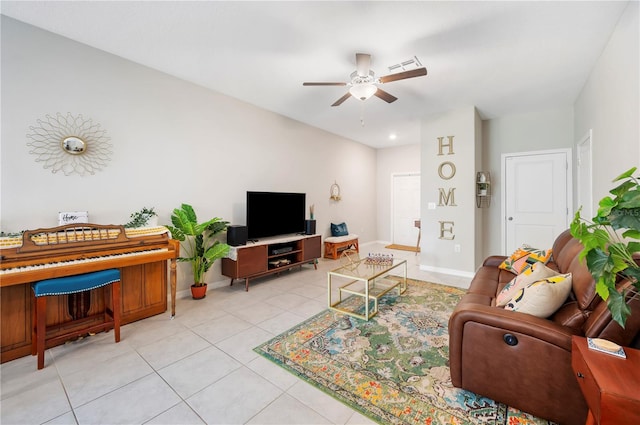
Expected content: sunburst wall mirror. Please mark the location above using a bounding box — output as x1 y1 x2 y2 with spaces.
26 112 112 176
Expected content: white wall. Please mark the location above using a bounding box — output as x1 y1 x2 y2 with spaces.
0 17 378 292
3 0 637 288
477 1 638 258
481 107 574 256
574 1 639 206
420 106 478 275
375 144 421 243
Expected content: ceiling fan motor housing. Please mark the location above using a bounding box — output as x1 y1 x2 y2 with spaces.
349 70 377 100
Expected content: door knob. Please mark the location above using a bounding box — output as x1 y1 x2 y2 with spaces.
508 217 513 221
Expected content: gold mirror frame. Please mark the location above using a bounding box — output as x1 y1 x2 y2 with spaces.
61 136 86 155
27 113 112 176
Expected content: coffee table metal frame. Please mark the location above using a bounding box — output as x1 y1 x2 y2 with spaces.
327 258 407 320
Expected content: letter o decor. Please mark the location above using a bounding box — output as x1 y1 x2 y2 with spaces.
437 161 457 180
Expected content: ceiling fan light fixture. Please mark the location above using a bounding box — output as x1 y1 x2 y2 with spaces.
349 84 377 101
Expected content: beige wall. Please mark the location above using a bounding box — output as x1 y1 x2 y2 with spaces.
478 1 638 258
574 1 639 206
420 106 479 275
375 144 421 243
480 107 574 256
2 0 637 287
0 17 378 292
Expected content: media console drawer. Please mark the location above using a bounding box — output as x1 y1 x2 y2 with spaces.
222 245 267 278
237 245 268 276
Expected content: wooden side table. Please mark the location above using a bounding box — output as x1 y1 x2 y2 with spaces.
571 336 640 425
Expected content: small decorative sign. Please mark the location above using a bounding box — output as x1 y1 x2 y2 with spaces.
58 211 89 225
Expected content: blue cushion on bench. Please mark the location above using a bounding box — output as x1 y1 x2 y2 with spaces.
331 222 349 237
32 269 120 297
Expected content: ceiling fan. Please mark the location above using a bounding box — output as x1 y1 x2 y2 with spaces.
303 53 427 107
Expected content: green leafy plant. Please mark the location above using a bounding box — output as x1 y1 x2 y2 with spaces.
124 207 158 228
570 167 640 327
166 203 230 287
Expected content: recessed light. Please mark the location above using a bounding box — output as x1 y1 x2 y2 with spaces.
389 133 397 140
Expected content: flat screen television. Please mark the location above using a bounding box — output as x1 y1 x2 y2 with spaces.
246 191 306 240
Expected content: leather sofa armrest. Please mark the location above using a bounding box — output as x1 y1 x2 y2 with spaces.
449 304 578 388
449 304 577 350
482 255 507 268
448 303 588 424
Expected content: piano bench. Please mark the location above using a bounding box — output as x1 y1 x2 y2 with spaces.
31 269 122 370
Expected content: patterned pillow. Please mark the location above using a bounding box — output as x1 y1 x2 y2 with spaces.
496 262 558 306
499 245 552 275
504 273 573 318
331 222 349 237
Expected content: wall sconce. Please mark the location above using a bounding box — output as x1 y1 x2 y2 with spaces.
476 171 491 208
330 182 341 201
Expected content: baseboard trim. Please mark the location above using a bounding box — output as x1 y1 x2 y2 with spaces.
419 264 475 279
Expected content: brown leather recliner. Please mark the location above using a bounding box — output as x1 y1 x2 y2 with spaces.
448 229 640 425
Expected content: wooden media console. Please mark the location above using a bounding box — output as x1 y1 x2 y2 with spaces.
221 234 321 291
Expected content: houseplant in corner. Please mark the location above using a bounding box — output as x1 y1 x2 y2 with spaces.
570 166 640 327
166 203 230 299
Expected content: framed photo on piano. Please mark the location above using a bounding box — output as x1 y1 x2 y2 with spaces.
58 211 89 225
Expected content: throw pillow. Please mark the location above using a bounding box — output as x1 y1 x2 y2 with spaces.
499 245 552 275
331 222 349 237
496 262 558 306
504 273 573 318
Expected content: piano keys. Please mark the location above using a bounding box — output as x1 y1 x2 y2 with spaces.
0 223 179 363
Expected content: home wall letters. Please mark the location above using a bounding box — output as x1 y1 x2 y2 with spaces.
437 136 456 239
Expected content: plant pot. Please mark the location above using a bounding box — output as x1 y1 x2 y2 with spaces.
191 283 207 300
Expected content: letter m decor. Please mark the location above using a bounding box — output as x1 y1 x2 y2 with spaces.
438 188 457 206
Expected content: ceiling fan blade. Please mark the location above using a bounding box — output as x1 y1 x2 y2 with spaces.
378 67 427 84
374 88 398 103
331 92 352 107
355 53 371 77
303 82 347 86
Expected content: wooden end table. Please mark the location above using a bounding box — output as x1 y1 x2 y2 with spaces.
571 336 640 425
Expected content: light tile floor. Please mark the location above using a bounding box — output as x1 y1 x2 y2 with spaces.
0 243 471 425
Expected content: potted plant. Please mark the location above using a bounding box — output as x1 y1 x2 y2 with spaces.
166 203 230 299
124 207 158 228
570 167 640 327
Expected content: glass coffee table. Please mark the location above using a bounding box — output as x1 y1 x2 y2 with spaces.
328 257 407 320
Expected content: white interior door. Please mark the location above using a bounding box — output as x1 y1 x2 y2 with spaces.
503 150 571 254
391 173 420 246
577 130 593 219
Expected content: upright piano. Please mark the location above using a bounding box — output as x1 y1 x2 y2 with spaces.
0 223 179 363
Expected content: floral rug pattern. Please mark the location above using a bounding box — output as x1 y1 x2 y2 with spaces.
255 278 553 424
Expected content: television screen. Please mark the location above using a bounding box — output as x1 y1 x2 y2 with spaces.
246 191 306 240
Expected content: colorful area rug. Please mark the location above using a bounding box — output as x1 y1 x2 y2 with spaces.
255 278 553 424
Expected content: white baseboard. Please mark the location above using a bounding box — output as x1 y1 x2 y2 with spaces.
419 264 475 279
363 240 390 246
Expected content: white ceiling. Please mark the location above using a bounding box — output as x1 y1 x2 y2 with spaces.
1 1 630 148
